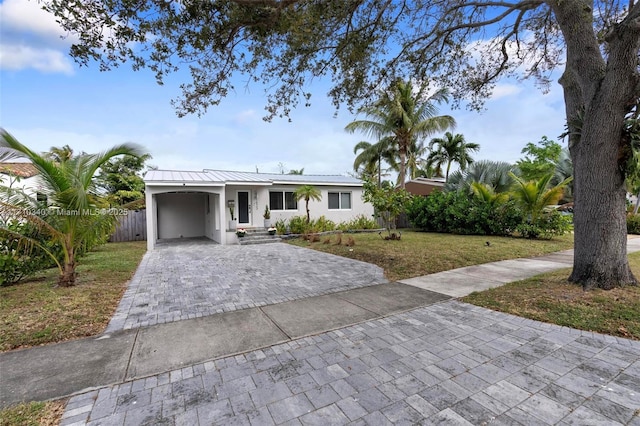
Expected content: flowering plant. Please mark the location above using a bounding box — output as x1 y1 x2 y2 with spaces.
236 228 247 237
267 227 277 235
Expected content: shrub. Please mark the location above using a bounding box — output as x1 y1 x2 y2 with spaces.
288 216 310 234
309 216 336 233
516 211 573 239
0 222 59 286
337 214 379 231
274 219 287 235
627 214 640 234
406 191 523 236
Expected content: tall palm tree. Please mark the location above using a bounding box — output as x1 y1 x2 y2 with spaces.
293 185 321 223
427 132 480 181
345 79 456 188
352 138 397 187
509 172 572 222
0 129 146 286
45 145 74 163
406 138 429 181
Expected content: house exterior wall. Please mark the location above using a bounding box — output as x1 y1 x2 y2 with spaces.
146 180 373 249
255 185 373 225
0 174 44 199
224 185 271 228
204 193 222 243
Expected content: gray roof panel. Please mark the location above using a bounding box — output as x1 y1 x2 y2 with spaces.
146 169 362 186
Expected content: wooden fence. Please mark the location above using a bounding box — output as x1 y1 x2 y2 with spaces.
109 209 147 242
375 212 411 229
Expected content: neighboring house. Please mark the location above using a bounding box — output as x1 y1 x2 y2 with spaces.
0 162 46 201
144 169 374 248
403 177 445 196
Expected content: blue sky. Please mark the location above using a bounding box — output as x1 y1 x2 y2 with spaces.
0 0 567 176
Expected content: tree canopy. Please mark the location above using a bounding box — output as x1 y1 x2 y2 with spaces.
345 79 455 188
0 129 146 286
426 132 480 182
43 0 615 118
42 0 640 289
517 137 563 182
96 153 153 205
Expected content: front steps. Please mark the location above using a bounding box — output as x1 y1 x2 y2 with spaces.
237 228 282 245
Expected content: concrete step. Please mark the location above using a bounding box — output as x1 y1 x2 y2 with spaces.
237 231 281 245
239 237 282 245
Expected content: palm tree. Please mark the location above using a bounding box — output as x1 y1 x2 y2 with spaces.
352 138 397 187
345 79 456 188
45 145 74 163
294 185 321 223
445 160 517 194
0 129 145 286
427 132 480 181
470 182 509 206
552 147 573 203
509 172 572 222
406 139 429 181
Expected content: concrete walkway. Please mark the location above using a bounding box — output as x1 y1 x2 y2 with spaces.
1 240 639 425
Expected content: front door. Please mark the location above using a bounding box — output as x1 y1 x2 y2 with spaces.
238 191 251 225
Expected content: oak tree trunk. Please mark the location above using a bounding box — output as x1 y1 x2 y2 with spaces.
569 112 636 290
551 0 640 290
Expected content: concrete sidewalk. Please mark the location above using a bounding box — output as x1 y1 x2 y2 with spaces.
401 237 640 297
2 239 640 414
0 283 450 408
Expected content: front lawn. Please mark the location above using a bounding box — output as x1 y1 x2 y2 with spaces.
0 400 66 426
463 251 640 340
288 230 574 281
0 241 146 352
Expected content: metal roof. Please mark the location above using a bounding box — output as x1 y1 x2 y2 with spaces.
145 170 215 182
257 172 362 185
145 169 362 186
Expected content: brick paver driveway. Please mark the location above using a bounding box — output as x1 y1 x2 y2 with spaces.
106 240 387 332
66 301 640 425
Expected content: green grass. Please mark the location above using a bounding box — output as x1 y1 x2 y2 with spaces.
0 400 66 426
288 230 574 281
0 241 146 352
463 252 640 340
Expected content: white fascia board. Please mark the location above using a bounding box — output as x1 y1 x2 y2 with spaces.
225 181 273 186
271 180 362 187
145 182 225 187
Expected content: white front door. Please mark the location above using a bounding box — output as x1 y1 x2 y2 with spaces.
237 191 251 225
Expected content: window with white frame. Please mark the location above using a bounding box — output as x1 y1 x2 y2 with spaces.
328 192 351 210
269 191 298 210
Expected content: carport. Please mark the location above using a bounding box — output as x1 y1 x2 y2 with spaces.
145 170 225 249
156 192 207 239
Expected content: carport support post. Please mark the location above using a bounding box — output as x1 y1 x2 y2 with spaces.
219 191 227 245
146 191 156 250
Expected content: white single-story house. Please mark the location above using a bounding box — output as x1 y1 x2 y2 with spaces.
144 169 374 249
0 162 46 202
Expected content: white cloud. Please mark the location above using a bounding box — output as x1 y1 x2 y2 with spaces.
233 109 257 125
0 0 76 74
489 83 522 100
0 43 74 74
0 0 69 39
